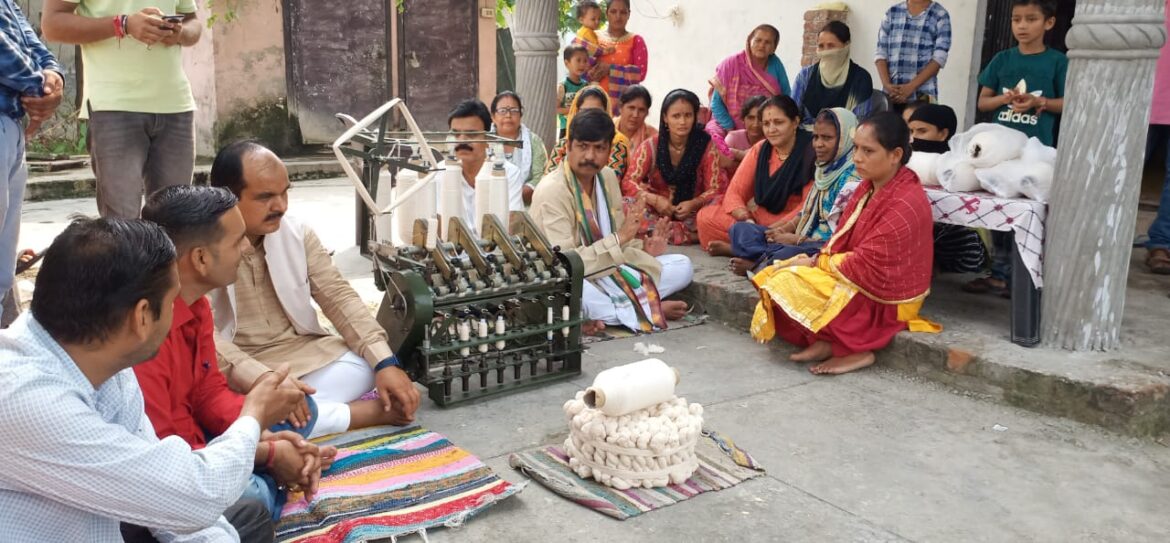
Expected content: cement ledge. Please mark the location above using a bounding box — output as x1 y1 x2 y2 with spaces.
24 158 344 202
672 246 1170 438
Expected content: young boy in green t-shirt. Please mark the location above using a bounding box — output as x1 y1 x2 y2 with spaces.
557 45 590 139
966 0 1067 297
977 0 1067 147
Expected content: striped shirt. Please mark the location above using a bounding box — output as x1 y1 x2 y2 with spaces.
0 314 259 542
874 1 952 100
0 0 61 119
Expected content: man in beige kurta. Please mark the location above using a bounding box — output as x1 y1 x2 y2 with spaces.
208 141 420 428
530 109 693 334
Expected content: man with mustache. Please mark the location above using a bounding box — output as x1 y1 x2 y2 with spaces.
446 99 525 234
531 108 693 336
207 140 421 433
0 217 304 541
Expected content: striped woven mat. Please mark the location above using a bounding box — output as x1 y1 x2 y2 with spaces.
276 426 522 542
508 430 765 520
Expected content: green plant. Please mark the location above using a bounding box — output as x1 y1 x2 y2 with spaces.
25 101 87 157
495 0 581 34
205 0 241 26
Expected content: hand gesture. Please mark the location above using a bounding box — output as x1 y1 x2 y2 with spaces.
587 62 609 82
649 194 675 217
241 365 305 428
374 365 420 425
21 70 64 137
617 196 646 244
126 8 172 46
278 376 316 429
265 431 324 502
708 77 726 97
158 17 184 47
1010 93 1039 113
643 216 670 257
672 199 699 221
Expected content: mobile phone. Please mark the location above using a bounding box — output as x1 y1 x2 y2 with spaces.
162 15 185 24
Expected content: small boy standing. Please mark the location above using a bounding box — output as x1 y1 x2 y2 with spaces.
977 0 1067 147
875 0 953 106
558 45 591 139
570 1 614 66
965 0 1067 297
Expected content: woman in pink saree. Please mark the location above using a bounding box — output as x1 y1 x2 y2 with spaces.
706 24 792 142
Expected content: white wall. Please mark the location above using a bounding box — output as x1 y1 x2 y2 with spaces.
628 0 983 128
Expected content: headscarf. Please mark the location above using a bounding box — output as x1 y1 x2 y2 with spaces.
908 104 958 153
796 108 859 238
564 85 614 141
754 105 815 215
559 85 632 174
655 89 712 205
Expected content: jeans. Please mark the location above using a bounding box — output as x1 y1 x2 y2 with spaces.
1147 125 1170 250
0 116 26 324
87 110 195 219
729 222 824 271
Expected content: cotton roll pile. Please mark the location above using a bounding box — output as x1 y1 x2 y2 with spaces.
561 359 703 490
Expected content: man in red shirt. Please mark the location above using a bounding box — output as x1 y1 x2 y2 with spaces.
135 185 336 529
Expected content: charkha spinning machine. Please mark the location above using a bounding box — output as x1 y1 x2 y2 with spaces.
332 99 585 406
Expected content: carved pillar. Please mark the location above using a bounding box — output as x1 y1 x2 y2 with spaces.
512 0 560 146
1042 1 1167 350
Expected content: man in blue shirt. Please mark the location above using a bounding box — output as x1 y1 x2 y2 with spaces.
0 217 307 542
0 0 63 325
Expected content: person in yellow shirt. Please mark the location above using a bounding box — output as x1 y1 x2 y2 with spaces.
42 0 201 219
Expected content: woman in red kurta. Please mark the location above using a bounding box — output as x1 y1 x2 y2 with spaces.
623 89 727 245
697 95 815 250
750 112 938 375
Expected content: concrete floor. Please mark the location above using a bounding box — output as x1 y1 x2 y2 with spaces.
17 180 1170 542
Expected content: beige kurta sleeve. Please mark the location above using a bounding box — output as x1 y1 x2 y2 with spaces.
530 167 660 280
302 229 394 368
214 338 272 393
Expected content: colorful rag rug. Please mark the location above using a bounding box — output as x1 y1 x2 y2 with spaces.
508 430 764 520
276 426 523 542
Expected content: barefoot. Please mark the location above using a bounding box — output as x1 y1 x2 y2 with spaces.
707 241 733 257
809 351 875 375
789 340 831 363
662 300 689 320
348 398 414 429
729 258 754 277
581 320 607 336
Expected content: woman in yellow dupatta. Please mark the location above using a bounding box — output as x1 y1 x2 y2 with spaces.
750 112 939 375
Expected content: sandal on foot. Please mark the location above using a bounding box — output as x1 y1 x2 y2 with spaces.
15 249 42 275
1147 248 1170 275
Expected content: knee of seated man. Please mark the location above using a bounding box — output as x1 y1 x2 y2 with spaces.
224 498 275 543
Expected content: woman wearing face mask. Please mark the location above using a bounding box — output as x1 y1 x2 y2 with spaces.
696 95 815 251
792 21 874 130
715 108 860 276
623 88 727 245
750 112 939 376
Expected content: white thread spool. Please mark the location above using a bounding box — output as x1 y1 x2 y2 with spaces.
477 317 489 353
583 359 680 417
562 304 571 337
547 307 554 340
458 319 471 357
495 315 506 350
393 169 437 246
439 158 464 240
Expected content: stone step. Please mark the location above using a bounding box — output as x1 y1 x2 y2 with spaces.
671 246 1170 438
24 158 345 202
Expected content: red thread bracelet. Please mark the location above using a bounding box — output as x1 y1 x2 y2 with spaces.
264 442 276 469
113 15 124 39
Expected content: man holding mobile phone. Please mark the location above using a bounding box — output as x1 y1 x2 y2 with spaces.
41 1 202 220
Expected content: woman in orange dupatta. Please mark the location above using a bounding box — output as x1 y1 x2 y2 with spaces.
750 113 939 375
589 0 649 115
